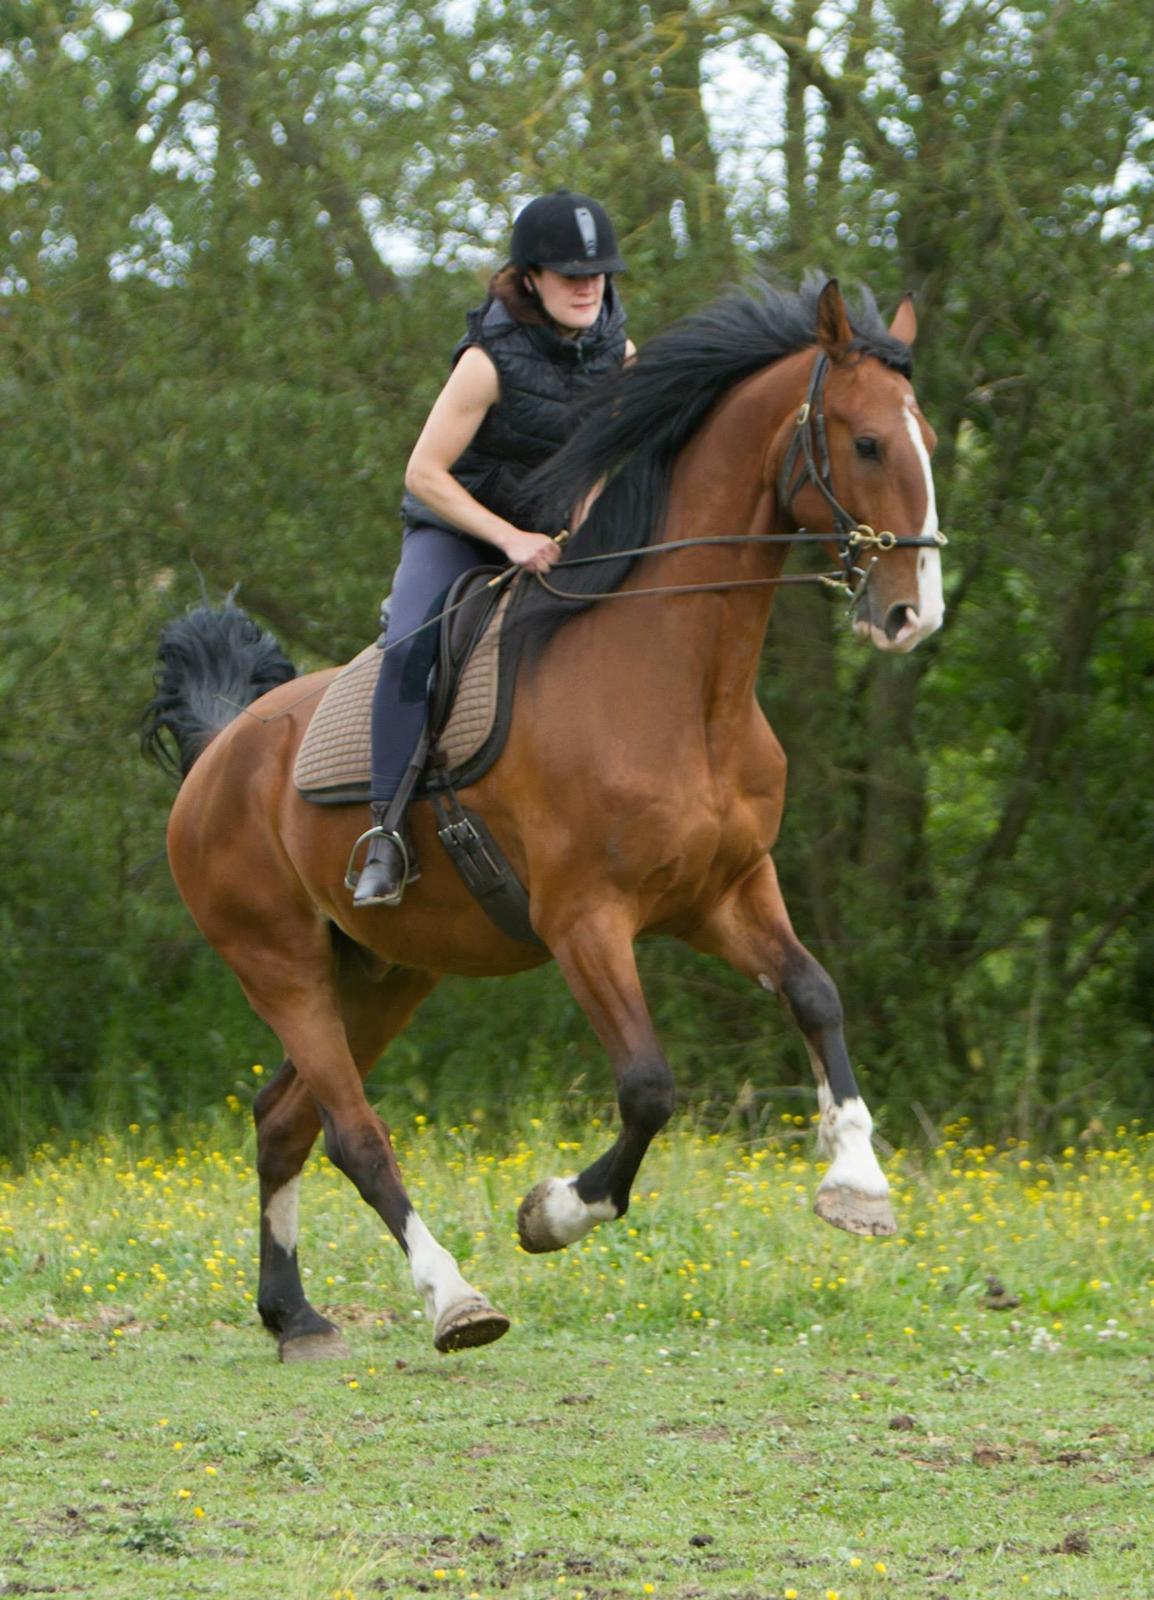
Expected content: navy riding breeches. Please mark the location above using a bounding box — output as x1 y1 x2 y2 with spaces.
370 525 497 805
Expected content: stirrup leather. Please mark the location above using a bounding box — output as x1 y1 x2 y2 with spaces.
344 824 411 892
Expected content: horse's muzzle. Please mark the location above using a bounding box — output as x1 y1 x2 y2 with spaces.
854 597 942 654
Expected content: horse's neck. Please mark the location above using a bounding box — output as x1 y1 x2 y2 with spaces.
519 354 808 774
627 355 807 721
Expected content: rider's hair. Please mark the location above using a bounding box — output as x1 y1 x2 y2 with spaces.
488 263 547 326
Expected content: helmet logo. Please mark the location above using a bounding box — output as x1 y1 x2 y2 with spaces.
573 206 599 258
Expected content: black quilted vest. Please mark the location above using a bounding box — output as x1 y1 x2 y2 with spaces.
401 283 627 536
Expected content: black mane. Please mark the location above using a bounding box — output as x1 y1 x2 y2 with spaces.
516 274 912 658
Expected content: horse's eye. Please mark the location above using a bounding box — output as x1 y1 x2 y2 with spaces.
855 437 880 460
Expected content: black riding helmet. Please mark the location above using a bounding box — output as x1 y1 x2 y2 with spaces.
510 189 626 277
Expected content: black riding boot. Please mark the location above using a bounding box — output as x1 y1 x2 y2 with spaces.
352 804 409 909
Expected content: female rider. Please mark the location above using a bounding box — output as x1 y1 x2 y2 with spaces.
353 189 634 908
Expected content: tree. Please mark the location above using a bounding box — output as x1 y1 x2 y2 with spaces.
2 0 1153 1150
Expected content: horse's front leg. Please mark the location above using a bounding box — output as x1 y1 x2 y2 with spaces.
517 907 674 1253
239 944 509 1356
693 856 897 1236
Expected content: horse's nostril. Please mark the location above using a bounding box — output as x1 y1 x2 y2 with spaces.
884 603 917 642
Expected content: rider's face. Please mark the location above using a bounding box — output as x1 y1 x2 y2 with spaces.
526 269 606 335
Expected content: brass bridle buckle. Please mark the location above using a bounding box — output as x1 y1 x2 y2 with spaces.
847 524 896 552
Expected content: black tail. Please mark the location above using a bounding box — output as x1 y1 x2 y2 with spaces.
142 600 297 780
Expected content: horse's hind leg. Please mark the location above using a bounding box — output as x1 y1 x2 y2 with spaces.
518 906 674 1253
254 960 436 1360
335 958 509 1351
692 856 897 1237
254 1060 341 1361
250 952 508 1359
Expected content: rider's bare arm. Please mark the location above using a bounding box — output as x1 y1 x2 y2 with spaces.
404 346 561 574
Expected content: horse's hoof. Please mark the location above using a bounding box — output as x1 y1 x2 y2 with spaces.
434 1298 510 1354
517 1178 572 1253
814 1184 897 1237
279 1330 351 1364
517 1176 615 1253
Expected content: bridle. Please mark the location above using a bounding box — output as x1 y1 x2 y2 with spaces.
775 350 948 592
235 353 948 729
534 348 947 606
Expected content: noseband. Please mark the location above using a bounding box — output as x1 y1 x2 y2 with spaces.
777 351 948 594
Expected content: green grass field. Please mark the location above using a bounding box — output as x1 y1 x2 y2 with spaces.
2 1105 1151 1599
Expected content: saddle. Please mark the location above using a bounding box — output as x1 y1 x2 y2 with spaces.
293 568 542 947
293 567 514 803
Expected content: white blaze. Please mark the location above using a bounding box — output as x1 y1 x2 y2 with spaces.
855 400 945 652
902 400 945 638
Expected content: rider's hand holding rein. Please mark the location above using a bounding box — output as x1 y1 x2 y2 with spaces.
404 344 563 575
503 530 564 574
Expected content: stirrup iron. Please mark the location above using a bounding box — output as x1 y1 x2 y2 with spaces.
344 824 411 892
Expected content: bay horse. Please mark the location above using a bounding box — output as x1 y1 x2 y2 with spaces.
144 278 944 1362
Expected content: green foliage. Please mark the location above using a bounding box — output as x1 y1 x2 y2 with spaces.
2 0 1154 1150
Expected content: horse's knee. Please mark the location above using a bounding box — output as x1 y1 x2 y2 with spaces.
619 1057 675 1137
781 954 843 1034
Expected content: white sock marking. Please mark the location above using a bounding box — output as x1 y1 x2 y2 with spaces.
817 1095 889 1197
538 1177 618 1246
404 1210 481 1323
793 1019 889 1203
265 1176 301 1253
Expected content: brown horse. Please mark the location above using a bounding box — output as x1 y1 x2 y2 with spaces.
144 279 944 1362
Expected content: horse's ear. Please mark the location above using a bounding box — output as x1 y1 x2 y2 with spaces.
816 278 854 362
889 292 917 346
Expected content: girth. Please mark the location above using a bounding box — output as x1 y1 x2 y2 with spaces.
424 568 544 949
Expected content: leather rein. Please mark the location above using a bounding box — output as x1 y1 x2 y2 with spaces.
533 349 947 606
236 355 947 728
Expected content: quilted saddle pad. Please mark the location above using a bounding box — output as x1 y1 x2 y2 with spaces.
293 586 514 804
